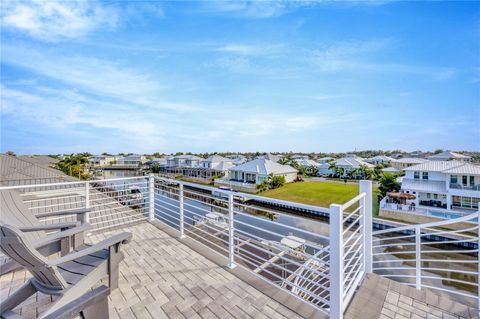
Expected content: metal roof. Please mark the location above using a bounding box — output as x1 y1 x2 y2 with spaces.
229 159 297 175
404 160 480 175
427 151 471 160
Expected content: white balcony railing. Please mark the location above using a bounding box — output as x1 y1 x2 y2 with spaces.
1 177 478 317
215 178 258 188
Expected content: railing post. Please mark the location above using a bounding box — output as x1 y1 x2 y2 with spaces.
415 226 421 290
227 192 236 269
84 182 90 224
329 204 344 319
179 183 185 239
360 180 373 273
148 175 155 222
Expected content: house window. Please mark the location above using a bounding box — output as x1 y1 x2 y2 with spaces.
470 176 475 186
413 192 416 194
414 172 420 179
450 175 458 184
433 194 438 200
422 172 428 180
462 176 468 185
426 193 431 199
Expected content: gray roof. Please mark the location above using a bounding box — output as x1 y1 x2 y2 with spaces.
203 155 232 163
427 151 471 160
335 157 374 169
0 155 74 186
369 155 394 161
229 159 297 175
404 160 480 175
392 158 428 164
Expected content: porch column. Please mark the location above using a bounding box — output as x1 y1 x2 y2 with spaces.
447 195 452 210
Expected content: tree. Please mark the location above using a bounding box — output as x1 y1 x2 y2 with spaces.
309 165 318 176
257 174 285 191
5 151 16 156
151 164 160 174
359 164 374 180
378 173 401 200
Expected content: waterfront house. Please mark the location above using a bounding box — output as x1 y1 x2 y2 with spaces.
227 154 247 165
367 155 394 166
215 158 297 192
427 151 472 162
390 157 428 170
201 155 234 171
167 155 202 168
115 154 146 167
398 161 480 211
88 155 116 167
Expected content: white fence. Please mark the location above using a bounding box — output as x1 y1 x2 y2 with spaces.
1 176 478 317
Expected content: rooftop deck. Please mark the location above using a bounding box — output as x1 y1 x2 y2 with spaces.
1 221 306 319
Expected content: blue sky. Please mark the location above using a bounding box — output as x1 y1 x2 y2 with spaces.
1 1 479 154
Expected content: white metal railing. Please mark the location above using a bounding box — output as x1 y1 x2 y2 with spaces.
152 177 372 316
0 176 149 232
215 178 258 188
372 209 479 309
2 175 479 317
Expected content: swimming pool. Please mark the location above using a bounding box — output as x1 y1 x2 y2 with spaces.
429 210 478 221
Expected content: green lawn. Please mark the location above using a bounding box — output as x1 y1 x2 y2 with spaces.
260 181 380 216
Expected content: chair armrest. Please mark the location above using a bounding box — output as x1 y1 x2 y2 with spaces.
19 222 81 232
36 208 92 218
48 232 133 267
32 223 92 249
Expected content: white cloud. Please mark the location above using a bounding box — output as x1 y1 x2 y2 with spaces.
1 0 118 42
216 43 286 56
2 44 197 112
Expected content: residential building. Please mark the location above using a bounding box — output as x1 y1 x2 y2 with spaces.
293 157 318 174
400 161 480 211
390 158 428 170
227 154 247 165
334 156 374 178
382 167 400 174
317 156 334 164
427 151 472 162
115 154 146 167
88 155 116 167
257 153 282 163
201 155 234 171
166 155 202 168
317 162 334 177
215 159 297 192
367 155 394 166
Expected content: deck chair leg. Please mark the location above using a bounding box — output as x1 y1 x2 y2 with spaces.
108 246 123 290
0 279 37 313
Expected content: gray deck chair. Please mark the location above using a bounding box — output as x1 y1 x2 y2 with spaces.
0 224 132 319
0 190 92 275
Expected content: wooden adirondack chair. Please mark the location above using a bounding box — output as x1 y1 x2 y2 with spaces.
0 189 92 275
0 224 132 319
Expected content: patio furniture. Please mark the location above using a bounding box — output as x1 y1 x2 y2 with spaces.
0 224 132 319
0 189 92 275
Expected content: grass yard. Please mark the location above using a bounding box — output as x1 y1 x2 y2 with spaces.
260 181 380 216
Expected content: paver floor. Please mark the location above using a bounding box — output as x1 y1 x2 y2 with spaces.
0 222 304 319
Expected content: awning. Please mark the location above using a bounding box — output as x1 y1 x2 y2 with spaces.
387 192 416 200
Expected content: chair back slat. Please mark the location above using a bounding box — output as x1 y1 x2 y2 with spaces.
0 190 42 242
0 225 67 290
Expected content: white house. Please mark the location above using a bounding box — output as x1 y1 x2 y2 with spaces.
367 155 394 166
116 155 146 167
257 153 282 163
201 155 234 171
317 157 334 164
215 159 297 192
317 163 334 177
334 156 374 178
399 161 480 211
227 154 247 165
88 155 115 167
167 155 202 168
427 151 472 162
390 158 428 170
293 157 318 174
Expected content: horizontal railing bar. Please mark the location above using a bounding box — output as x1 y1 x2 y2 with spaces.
342 214 362 236
420 285 477 300
372 259 416 263
372 234 416 243
420 276 478 287
342 205 362 223
341 193 366 211
421 267 479 275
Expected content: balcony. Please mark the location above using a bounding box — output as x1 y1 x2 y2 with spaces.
0 177 478 318
450 183 480 191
